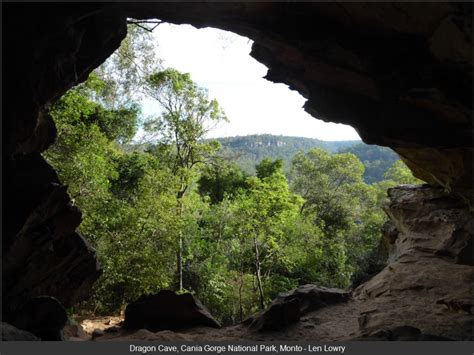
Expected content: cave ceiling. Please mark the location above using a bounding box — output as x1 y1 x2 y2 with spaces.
4 3 473 199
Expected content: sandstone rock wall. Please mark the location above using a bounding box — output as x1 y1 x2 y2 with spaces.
353 185 473 340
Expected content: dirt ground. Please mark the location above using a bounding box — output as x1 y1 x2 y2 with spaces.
64 300 363 342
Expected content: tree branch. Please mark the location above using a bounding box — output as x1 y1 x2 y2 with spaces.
127 19 162 32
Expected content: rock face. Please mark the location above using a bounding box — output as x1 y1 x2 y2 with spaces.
123 290 221 331
3 169 101 305
3 4 122 339
247 285 349 331
10 296 68 341
353 185 473 340
1 323 40 341
2 152 101 338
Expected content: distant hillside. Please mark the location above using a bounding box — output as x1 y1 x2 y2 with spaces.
211 134 399 183
211 134 359 174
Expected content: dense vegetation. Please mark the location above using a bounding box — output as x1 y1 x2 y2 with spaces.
338 143 399 183
43 25 422 324
209 135 400 183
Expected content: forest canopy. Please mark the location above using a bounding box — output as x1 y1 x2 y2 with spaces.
43 24 423 323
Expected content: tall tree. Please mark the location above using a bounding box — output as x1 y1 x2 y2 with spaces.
143 68 227 290
230 159 302 309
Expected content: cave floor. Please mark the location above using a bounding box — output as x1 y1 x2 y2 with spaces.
67 300 364 342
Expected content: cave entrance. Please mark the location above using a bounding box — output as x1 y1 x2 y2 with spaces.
43 20 421 326
4 3 473 342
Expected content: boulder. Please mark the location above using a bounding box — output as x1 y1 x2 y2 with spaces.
247 285 349 331
1 322 40 341
11 296 68 341
123 290 221 331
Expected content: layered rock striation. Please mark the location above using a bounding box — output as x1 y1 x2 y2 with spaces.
353 185 473 340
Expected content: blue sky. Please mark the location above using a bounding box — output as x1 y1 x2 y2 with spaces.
141 23 360 141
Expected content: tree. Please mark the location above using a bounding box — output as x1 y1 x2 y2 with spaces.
198 159 249 204
229 159 303 309
143 68 227 290
339 143 399 183
290 148 386 287
43 26 174 313
45 74 140 208
291 149 364 234
94 23 162 108
256 158 284 179
384 160 423 185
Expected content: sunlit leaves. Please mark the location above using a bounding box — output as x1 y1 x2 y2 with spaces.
384 159 423 185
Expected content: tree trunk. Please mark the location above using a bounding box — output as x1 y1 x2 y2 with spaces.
253 237 265 310
239 263 244 321
177 234 183 291
176 189 185 291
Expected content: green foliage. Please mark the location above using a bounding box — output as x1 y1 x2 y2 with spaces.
43 28 177 313
198 159 249 204
256 158 284 179
143 68 227 148
384 160 424 185
338 143 399 183
290 148 388 287
192 161 307 317
94 23 162 107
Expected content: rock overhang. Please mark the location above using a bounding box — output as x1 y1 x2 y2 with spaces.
4 2 473 201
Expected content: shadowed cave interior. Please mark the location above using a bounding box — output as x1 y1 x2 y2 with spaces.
2 3 473 341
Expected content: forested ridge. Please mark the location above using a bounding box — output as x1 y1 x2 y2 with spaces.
200 135 399 183
43 25 422 324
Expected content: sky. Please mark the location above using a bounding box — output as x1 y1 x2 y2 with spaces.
141 23 360 141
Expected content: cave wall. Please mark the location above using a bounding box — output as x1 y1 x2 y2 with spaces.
2 2 472 339
353 185 473 340
3 3 127 334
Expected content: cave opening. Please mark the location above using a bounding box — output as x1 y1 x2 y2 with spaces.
41 20 422 329
4 3 472 342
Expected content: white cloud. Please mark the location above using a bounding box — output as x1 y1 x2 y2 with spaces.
141 23 360 141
